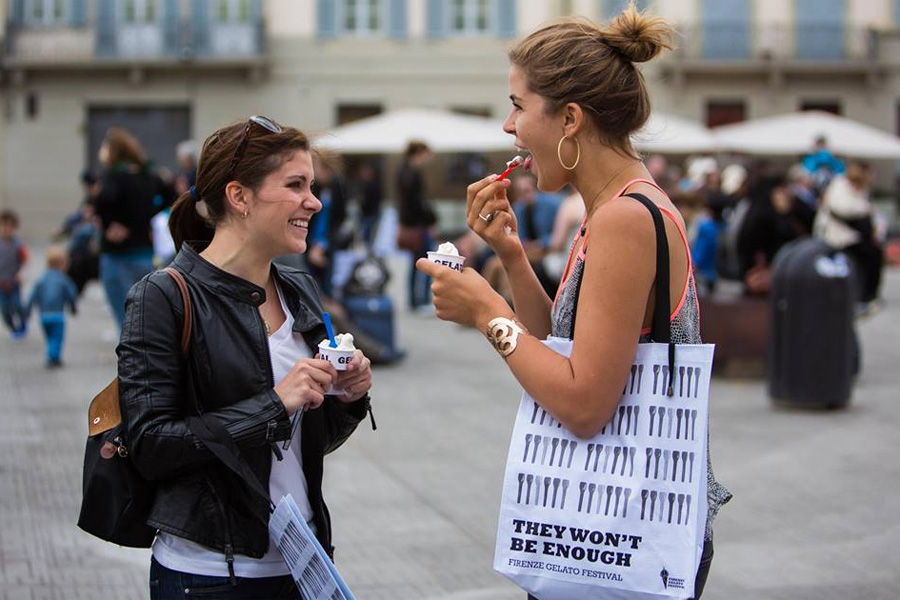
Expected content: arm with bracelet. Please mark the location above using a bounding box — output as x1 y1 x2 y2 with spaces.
416 194 666 439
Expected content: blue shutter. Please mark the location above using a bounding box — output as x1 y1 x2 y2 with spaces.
426 0 445 38
317 0 336 39
701 0 750 59
249 0 262 23
95 0 116 56
796 0 844 60
70 0 88 26
896 0 900 25
10 0 25 25
601 0 647 20
249 0 263 52
162 0 180 56
191 0 210 56
388 0 407 39
495 0 515 38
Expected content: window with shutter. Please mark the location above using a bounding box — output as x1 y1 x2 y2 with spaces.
701 0 750 59
450 0 491 35
338 0 386 36
24 0 68 25
795 0 845 60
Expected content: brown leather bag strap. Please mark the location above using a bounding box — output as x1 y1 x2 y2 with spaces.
163 267 192 356
87 268 193 437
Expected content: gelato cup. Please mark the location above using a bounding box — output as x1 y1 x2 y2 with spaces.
318 333 356 394
318 333 356 371
427 241 465 273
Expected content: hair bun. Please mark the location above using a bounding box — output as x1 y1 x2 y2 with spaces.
602 5 674 63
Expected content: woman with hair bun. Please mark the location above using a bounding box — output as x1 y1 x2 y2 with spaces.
417 6 730 598
118 117 374 599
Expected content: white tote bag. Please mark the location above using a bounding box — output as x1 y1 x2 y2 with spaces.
494 337 715 600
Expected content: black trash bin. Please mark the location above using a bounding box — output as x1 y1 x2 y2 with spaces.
769 239 856 409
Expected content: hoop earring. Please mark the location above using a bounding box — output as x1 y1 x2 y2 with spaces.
557 135 580 171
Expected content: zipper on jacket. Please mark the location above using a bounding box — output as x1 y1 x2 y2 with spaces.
366 397 377 431
224 543 237 586
190 401 286 450
258 304 285 458
204 477 239 587
267 419 283 461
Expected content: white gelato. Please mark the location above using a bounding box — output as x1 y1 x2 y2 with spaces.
427 242 465 272
319 333 355 351
435 242 459 256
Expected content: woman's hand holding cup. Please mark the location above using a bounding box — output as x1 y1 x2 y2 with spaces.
274 358 337 415
332 350 373 402
415 260 511 330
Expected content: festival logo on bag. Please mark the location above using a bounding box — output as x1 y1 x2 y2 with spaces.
659 566 686 591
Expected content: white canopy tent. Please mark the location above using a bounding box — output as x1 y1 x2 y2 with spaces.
317 108 717 156
712 111 900 159
313 108 513 154
633 112 718 154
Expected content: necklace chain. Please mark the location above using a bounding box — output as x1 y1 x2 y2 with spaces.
584 161 641 221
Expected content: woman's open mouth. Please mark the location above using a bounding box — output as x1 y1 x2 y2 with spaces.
516 148 533 171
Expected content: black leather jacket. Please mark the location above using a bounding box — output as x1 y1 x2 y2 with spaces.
117 244 370 565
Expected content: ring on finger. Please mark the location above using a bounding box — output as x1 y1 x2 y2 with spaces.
478 212 494 223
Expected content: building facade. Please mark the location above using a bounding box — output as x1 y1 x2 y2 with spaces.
2 0 899 237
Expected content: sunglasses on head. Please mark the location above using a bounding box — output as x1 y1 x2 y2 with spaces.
227 115 283 179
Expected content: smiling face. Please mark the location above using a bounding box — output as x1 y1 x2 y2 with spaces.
503 64 572 192
245 150 321 257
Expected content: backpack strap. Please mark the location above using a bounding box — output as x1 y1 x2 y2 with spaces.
163 267 192 355
87 268 192 437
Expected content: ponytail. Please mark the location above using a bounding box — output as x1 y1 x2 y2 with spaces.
168 190 213 249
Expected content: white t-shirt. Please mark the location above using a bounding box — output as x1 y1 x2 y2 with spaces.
153 281 316 577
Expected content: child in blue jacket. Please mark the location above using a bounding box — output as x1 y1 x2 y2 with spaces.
28 247 78 367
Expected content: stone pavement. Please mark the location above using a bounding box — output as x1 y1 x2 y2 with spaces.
1 254 899 600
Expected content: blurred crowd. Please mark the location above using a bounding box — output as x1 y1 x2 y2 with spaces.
659 137 889 316
3 129 896 369
448 136 892 319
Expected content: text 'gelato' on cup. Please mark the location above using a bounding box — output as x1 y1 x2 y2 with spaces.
427 242 465 272
318 333 356 371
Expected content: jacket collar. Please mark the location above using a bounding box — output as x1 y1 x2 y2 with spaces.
173 243 324 332
174 242 267 306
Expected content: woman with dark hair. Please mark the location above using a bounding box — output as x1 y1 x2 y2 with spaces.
737 174 815 295
417 7 730 598
118 117 374 599
93 126 171 329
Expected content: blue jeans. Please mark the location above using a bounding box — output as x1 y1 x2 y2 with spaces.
40 314 65 362
361 215 379 248
150 557 301 600
0 284 26 335
408 230 433 309
100 251 155 330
